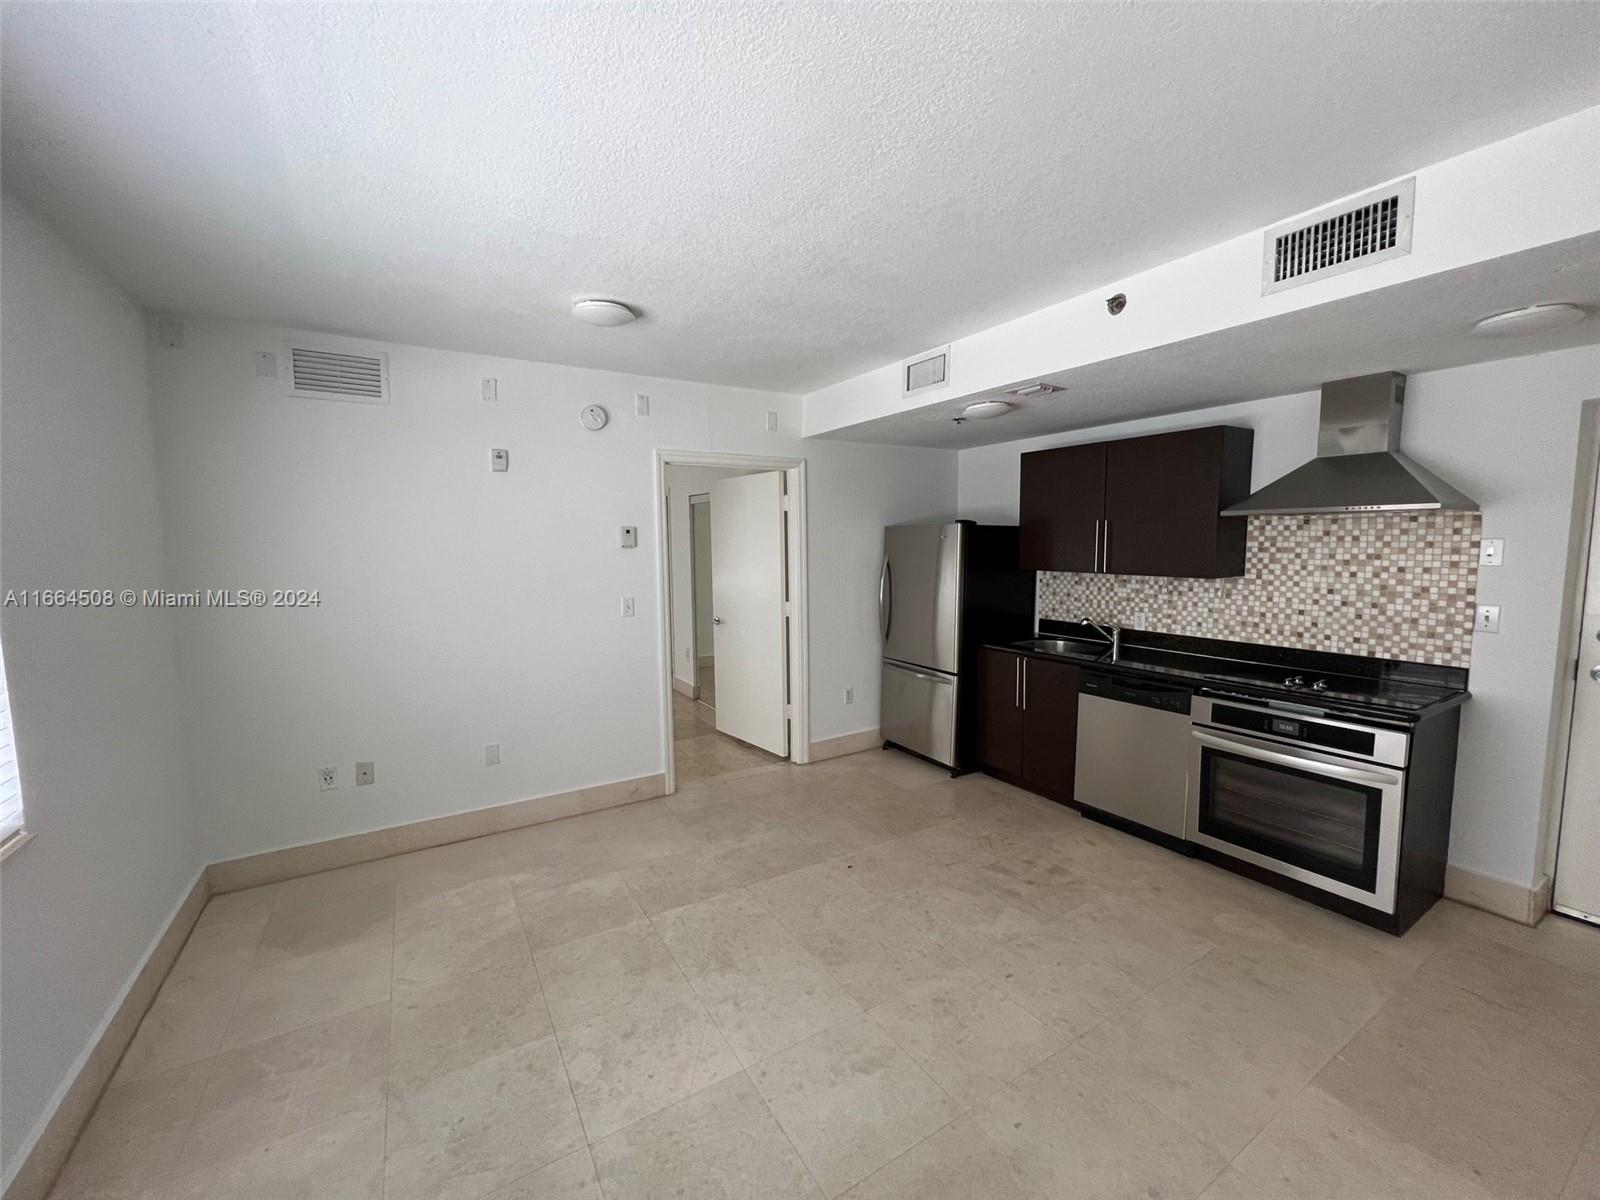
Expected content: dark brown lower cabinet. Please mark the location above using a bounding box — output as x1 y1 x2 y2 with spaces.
1020 655 1080 801
975 650 1080 803
975 648 1023 777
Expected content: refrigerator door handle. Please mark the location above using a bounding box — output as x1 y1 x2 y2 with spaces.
878 558 893 640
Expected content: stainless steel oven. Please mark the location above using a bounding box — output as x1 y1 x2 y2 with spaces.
1186 694 1410 914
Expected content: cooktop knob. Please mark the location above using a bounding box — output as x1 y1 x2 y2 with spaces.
1285 675 1305 687
1310 679 1329 691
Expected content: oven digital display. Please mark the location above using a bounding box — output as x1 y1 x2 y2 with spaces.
1270 717 1301 738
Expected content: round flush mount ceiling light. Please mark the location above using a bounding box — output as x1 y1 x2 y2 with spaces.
571 299 637 327
959 400 1014 421
1470 303 1586 338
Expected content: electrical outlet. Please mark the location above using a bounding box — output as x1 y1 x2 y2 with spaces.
491 448 509 472
1476 604 1501 633
1132 610 1149 631
318 766 337 791
635 392 650 417
484 743 501 766
844 687 855 704
621 596 636 617
1480 539 1504 566
355 761 375 786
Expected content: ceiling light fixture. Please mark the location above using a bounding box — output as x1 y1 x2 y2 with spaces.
1470 303 1586 338
959 400 1014 421
571 298 637 327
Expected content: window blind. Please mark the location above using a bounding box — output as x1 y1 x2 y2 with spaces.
0 650 23 845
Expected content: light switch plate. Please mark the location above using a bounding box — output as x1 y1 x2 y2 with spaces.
765 411 779 432
484 743 500 766
1480 539 1504 566
255 351 278 379
1476 604 1501 633
635 393 650 416
491 448 509 472
482 377 498 403
621 596 636 618
355 761 375 786
620 525 638 548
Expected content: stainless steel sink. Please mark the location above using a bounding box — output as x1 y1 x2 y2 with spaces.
1013 638 1109 658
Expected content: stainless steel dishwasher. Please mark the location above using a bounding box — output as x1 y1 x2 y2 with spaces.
1072 673 1194 845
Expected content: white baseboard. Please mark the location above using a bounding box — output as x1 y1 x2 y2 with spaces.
671 677 698 699
1444 865 1552 926
808 727 881 762
5 870 209 1200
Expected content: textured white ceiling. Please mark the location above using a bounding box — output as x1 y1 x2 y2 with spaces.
3 2 1597 391
828 235 1600 448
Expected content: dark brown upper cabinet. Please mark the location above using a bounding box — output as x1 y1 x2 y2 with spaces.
1018 441 1105 572
1019 425 1253 578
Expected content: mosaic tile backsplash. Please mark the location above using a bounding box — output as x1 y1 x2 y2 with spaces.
1036 511 1482 668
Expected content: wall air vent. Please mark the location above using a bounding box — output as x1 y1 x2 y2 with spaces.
902 345 950 397
285 343 389 404
1262 177 1415 295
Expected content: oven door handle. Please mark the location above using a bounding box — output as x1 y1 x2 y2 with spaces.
1192 729 1402 787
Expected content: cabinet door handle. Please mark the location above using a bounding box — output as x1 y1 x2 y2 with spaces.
1092 519 1101 574
1101 520 1111 573
1014 657 1021 708
1021 658 1028 710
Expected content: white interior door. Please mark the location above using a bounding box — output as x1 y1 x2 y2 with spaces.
709 471 788 756
1556 473 1600 924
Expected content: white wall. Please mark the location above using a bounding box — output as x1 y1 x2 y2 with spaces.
957 345 1600 891
664 465 746 688
148 319 955 862
0 198 201 1184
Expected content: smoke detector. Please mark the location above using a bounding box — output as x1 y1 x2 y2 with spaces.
1007 382 1060 397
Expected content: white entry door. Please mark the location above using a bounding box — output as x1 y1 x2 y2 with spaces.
1556 468 1600 924
709 471 789 756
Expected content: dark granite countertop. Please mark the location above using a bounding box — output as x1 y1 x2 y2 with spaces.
985 625 1469 723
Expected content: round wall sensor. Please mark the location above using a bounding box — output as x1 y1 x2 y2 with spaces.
1470 303 1586 338
959 400 1014 421
580 404 609 431
571 299 637 327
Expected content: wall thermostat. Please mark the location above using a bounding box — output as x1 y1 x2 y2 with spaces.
580 404 609 431
491 448 509 472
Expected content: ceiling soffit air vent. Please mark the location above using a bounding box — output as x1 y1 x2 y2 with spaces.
903 345 950 397
1262 177 1415 295
286 342 389 404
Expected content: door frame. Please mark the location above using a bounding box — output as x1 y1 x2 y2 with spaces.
1548 398 1600 923
654 450 811 794
685 491 711 698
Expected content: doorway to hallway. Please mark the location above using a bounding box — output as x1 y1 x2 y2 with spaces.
657 453 810 792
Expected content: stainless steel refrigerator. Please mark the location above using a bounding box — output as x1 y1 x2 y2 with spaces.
879 522 1032 771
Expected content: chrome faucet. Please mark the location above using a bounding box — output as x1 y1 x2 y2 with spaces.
1079 617 1121 662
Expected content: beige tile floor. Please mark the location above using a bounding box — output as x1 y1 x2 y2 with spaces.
671 686 787 785
52 749 1600 1200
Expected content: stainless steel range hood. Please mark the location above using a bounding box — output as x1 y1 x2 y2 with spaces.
1222 373 1478 516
